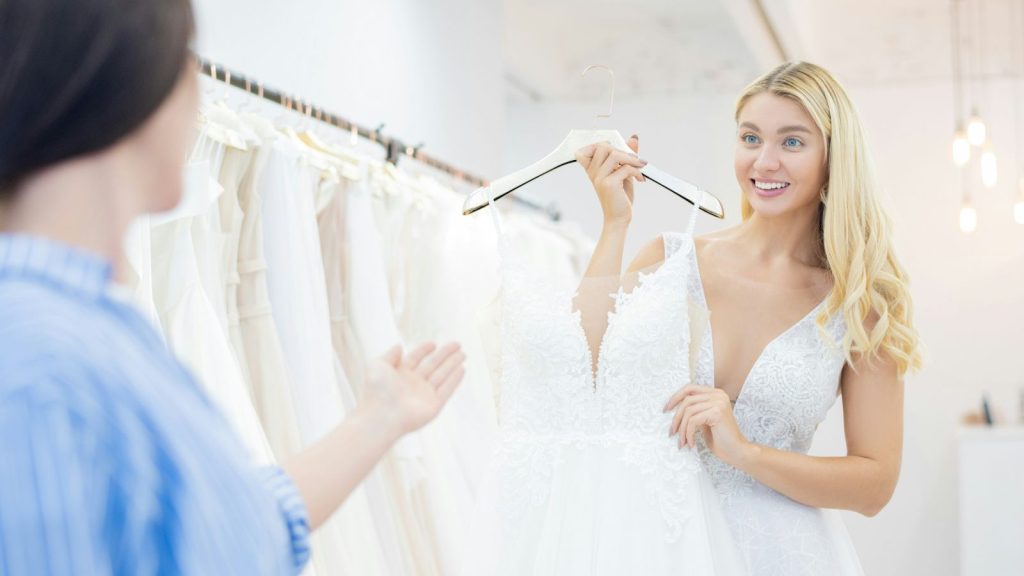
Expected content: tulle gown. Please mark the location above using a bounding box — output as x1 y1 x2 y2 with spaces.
461 194 747 576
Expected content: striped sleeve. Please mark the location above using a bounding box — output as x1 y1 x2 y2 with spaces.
0 389 110 575
256 466 312 573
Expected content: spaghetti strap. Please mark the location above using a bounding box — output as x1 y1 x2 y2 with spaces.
684 190 703 237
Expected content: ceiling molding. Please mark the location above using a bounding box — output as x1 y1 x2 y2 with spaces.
505 72 545 103
720 0 789 70
757 0 806 61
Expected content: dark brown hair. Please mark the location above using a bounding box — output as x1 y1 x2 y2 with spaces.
0 0 195 196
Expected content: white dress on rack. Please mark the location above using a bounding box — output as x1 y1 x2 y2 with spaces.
681 232 866 576
318 171 422 576
347 167 448 576
121 216 163 334
382 177 503 572
234 117 305 463
217 146 254 388
397 182 501 498
258 139 390 576
149 161 273 464
259 140 348 444
187 134 231 334
462 197 747 575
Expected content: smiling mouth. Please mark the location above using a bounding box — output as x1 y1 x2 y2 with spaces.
753 177 790 190
752 179 790 196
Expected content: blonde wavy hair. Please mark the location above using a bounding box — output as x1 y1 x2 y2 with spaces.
735 61 921 376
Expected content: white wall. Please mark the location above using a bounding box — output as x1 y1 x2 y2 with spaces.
507 77 1024 576
192 0 505 176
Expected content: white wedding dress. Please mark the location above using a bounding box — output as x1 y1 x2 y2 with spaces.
680 232 866 576
462 194 747 576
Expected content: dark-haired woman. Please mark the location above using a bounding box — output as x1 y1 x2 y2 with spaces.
0 1 465 573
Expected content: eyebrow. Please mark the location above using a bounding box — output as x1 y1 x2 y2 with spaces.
739 122 813 135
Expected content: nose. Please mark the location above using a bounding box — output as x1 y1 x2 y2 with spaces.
753 146 781 173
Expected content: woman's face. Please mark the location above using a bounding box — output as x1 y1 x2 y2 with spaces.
734 92 828 220
125 60 199 213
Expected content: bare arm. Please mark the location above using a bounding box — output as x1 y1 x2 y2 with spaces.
734 352 903 516
574 137 646 279
284 342 465 529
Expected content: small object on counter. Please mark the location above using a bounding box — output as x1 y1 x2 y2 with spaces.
961 410 986 426
981 394 994 426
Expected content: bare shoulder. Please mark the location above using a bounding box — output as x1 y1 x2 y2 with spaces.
625 235 667 273
693 226 742 265
627 226 730 273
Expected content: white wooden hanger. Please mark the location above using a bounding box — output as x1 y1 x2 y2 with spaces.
463 65 725 219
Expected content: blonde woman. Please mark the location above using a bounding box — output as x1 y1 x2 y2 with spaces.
577 61 921 574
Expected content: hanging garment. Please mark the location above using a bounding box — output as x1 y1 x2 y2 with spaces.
382 177 502 572
535 218 596 280
370 164 414 331
120 215 163 334
233 132 304 463
217 145 254 389
149 161 273 464
259 139 390 576
187 134 231 335
346 167 446 576
257 139 345 444
316 166 366 402
317 171 420 576
461 194 747 575
684 236 865 576
233 130 316 576
396 181 501 497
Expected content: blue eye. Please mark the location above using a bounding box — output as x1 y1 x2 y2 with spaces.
743 134 760 145
784 137 803 148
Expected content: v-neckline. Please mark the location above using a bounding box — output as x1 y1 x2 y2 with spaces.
689 235 828 404
577 233 689 390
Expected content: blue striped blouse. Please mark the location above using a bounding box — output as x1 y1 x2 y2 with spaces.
0 234 311 575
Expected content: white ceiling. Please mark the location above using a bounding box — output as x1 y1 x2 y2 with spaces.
503 0 1024 102
503 0 762 101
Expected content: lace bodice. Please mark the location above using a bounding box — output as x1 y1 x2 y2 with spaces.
673 231 847 502
488 201 710 544
672 233 865 576
496 226 694 439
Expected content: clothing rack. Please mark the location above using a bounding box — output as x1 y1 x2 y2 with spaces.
197 57 561 221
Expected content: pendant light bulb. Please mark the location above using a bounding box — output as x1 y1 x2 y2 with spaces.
960 201 978 233
953 129 971 166
967 113 987 147
980 143 998 188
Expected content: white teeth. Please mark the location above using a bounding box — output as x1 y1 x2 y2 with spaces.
754 180 788 190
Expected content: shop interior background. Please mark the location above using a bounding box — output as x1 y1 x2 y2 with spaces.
193 1 1024 574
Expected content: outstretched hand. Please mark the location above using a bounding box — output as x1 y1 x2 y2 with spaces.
364 342 466 435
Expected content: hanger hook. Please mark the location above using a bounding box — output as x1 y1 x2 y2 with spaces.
581 64 615 119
